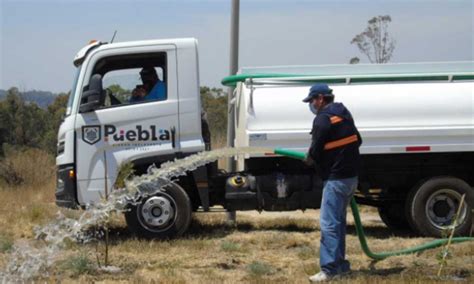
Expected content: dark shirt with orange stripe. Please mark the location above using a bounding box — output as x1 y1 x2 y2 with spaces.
309 102 362 181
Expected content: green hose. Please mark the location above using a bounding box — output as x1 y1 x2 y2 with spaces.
273 148 474 260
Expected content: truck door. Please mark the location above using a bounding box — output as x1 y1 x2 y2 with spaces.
74 45 179 205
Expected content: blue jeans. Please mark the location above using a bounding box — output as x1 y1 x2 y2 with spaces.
319 177 358 275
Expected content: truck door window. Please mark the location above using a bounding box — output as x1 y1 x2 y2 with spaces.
102 67 165 106
87 52 167 108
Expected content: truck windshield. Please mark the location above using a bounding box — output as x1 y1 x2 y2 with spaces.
65 65 82 116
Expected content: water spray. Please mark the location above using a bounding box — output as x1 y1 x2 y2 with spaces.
1 147 271 281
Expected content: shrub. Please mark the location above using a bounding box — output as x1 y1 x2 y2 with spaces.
114 161 135 189
60 253 96 276
0 235 13 253
247 261 275 277
28 204 47 222
220 240 241 252
0 147 54 186
296 245 315 260
0 159 23 185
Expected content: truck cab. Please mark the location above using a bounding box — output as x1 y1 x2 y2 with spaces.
56 38 205 209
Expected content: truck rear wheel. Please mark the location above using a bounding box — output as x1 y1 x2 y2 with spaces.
406 177 473 237
125 182 192 239
378 202 411 232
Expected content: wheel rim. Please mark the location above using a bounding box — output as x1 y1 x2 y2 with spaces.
425 188 467 230
137 192 177 232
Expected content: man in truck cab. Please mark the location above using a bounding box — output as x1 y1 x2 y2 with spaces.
303 83 362 282
130 66 166 102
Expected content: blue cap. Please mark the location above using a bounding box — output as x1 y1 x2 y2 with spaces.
302 83 333 102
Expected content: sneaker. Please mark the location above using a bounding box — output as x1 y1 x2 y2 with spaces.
309 271 332 282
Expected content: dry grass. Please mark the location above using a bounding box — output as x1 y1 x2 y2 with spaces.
0 180 57 239
0 148 55 186
0 168 473 282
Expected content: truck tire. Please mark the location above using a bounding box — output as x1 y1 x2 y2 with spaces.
378 202 411 232
406 177 473 237
125 182 192 239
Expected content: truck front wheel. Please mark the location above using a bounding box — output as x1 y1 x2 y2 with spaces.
406 177 473 237
125 182 192 239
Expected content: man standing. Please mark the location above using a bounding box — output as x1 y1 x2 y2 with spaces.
302 83 362 282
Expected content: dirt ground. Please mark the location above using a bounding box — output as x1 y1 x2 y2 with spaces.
0 182 473 283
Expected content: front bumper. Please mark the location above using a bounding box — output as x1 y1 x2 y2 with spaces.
55 164 79 209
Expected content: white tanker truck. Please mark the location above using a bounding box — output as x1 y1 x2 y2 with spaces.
55 38 474 238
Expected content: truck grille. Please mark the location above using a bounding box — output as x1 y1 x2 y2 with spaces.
57 141 65 155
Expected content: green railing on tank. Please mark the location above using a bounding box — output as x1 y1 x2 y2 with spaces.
221 72 474 87
221 62 474 87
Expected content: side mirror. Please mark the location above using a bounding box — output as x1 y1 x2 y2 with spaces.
79 74 105 113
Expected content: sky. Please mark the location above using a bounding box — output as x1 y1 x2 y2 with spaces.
0 0 473 93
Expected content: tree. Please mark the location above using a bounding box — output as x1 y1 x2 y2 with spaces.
41 93 69 154
200 87 227 143
351 15 396 63
0 88 68 156
107 84 130 103
349 57 360 64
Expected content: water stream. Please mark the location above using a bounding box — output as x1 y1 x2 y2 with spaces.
0 147 272 282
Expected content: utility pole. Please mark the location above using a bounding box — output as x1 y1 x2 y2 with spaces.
226 0 239 222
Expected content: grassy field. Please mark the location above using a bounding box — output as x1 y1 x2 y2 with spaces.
0 178 472 283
